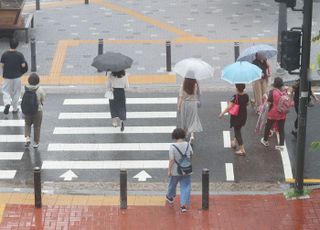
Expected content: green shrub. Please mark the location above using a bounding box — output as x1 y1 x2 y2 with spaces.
317 53 320 69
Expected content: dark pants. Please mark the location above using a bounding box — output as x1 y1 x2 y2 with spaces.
264 119 285 145
234 126 243 146
294 105 298 130
24 111 43 143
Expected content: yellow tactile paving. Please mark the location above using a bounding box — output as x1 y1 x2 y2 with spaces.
0 193 166 207
286 178 320 184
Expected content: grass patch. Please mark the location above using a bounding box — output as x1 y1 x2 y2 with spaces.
284 188 312 199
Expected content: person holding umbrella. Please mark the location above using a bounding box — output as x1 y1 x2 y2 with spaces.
91 52 132 131
251 52 270 112
220 61 262 155
106 70 129 131
177 77 203 143
219 84 249 155
173 58 213 143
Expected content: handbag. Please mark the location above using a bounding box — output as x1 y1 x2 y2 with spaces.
228 95 240 116
104 89 114 100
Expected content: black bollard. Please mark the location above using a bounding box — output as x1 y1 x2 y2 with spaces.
202 168 209 210
97 39 104 72
166 41 172 72
98 38 104 55
33 167 42 208
31 38 37 72
85 0 89 4
234 42 240 62
120 169 127 209
36 0 40 10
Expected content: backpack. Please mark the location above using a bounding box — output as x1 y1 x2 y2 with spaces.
172 144 192 175
21 87 38 116
277 91 291 114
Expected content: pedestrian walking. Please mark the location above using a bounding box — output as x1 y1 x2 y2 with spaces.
166 128 193 213
251 52 270 112
177 78 202 143
260 77 288 150
291 79 319 137
219 84 249 155
1 38 28 114
22 73 45 148
106 70 129 131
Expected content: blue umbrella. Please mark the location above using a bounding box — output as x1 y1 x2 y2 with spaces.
221 61 262 84
237 44 277 62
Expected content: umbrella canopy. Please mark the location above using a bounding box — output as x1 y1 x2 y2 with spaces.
237 44 277 62
221 61 262 84
91 52 133 72
173 58 214 80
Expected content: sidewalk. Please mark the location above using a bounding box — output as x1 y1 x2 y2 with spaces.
0 189 320 229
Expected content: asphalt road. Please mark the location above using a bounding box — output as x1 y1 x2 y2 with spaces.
1 89 318 186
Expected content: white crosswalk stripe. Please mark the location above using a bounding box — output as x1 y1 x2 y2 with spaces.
0 120 24 126
42 160 169 169
48 143 171 151
0 152 24 160
59 111 176 119
63 97 177 105
53 126 176 134
0 135 25 142
0 170 17 179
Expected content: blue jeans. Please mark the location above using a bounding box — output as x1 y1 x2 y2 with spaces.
167 175 191 206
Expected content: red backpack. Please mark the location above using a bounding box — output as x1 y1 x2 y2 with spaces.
277 91 291 114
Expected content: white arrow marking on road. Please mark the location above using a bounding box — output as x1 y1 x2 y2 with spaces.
133 170 152 182
59 170 78 181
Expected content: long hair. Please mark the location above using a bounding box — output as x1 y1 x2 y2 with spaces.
183 78 197 95
111 70 126 78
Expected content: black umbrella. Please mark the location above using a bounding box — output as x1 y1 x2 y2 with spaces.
91 52 133 72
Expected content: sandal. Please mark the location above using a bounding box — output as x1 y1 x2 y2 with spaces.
235 150 245 156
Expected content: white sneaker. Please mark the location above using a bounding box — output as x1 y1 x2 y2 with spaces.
25 137 31 147
260 138 269 147
33 143 39 148
275 145 284 151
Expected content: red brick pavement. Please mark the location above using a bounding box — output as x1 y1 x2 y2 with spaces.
1 189 320 230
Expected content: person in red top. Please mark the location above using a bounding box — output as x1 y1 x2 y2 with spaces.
260 77 286 150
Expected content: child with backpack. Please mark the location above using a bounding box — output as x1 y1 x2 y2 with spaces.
166 128 193 213
21 73 45 148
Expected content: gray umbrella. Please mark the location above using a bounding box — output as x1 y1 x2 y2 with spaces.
91 52 133 72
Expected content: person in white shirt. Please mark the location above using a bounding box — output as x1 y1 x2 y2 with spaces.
106 70 129 131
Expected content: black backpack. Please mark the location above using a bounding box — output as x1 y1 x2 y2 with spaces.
21 87 38 116
172 144 192 175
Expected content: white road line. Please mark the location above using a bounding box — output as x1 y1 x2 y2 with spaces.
220 101 228 115
0 135 25 142
42 160 169 169
280 144 293 180
59 111 177 119
0 120 24 126
225 163 234 181
48 143 171 151
63 98 177 105
0 170 16 179
53 126 176 134
275 133 293 179
0 152 24 160
223 131 231 148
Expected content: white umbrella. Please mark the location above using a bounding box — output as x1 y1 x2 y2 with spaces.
173 58 214 80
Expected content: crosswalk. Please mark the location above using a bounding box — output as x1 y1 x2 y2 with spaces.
41 97 177 179
0 117 25 179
